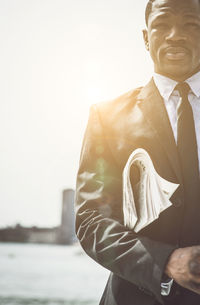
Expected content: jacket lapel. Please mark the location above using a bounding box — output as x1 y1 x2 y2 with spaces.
137 78 183 184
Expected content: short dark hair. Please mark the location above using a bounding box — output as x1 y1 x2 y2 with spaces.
145 0 200 26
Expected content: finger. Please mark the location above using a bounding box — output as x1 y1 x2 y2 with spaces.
189 248 200 276
188 279 200 291
189 259 200 276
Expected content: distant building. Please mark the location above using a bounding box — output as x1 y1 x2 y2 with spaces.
0 225 58 244
0 188 77 245
27 227 58 244
58 189 77 244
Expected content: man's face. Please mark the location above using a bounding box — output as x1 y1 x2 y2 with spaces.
143 0 200 81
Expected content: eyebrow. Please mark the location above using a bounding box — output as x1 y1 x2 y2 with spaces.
183 13 200 20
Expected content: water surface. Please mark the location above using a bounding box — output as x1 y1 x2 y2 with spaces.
0 243 109 305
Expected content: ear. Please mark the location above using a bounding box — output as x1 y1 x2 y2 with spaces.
142 29 149 51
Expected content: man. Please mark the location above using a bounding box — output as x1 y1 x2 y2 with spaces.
75 0 200 304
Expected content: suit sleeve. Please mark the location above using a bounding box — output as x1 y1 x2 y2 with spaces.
75 104 176 304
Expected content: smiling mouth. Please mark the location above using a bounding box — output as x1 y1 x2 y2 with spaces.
164 47 189 60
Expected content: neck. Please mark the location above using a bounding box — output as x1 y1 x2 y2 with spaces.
155 67 200 82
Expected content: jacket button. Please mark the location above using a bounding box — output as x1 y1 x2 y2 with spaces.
173 198 182 208
138 287 153 296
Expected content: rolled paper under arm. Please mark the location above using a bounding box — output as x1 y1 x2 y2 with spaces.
123 148 179 232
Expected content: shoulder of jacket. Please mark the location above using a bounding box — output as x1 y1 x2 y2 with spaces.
92 87 143 114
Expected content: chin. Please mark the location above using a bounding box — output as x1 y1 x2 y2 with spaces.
163 66 191 81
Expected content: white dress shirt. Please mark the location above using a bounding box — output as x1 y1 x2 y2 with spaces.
153 71 200 296
154 71 200 171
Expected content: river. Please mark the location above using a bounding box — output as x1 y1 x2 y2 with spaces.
0 243 109 305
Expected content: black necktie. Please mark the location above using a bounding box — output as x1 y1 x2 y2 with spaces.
176 82 199 201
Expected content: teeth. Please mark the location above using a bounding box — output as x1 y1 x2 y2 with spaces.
166 52 186 60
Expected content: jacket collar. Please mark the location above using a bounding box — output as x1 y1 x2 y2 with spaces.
137 78 183 184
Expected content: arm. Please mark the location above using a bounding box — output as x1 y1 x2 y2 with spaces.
75 104 176 303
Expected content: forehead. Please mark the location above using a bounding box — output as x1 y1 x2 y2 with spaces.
151 0 200 17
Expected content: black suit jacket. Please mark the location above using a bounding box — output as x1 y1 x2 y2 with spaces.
75 79 200 305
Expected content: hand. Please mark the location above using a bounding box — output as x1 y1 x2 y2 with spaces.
165 246 200 294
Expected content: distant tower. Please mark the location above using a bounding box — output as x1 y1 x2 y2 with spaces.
59 189 76 244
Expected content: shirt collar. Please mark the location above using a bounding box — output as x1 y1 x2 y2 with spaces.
186 71 200 98
153 73 177 101
153 71 200 100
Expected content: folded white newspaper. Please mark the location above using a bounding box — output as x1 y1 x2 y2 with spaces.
123 148 179 232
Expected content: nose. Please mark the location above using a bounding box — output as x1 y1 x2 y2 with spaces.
166 26 186 43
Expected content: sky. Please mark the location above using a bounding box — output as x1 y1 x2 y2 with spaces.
0 0 153 228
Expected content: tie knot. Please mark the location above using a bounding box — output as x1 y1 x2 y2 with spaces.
175 82 190 98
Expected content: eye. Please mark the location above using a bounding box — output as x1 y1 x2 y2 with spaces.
154 23 169 30
185 23 200 29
